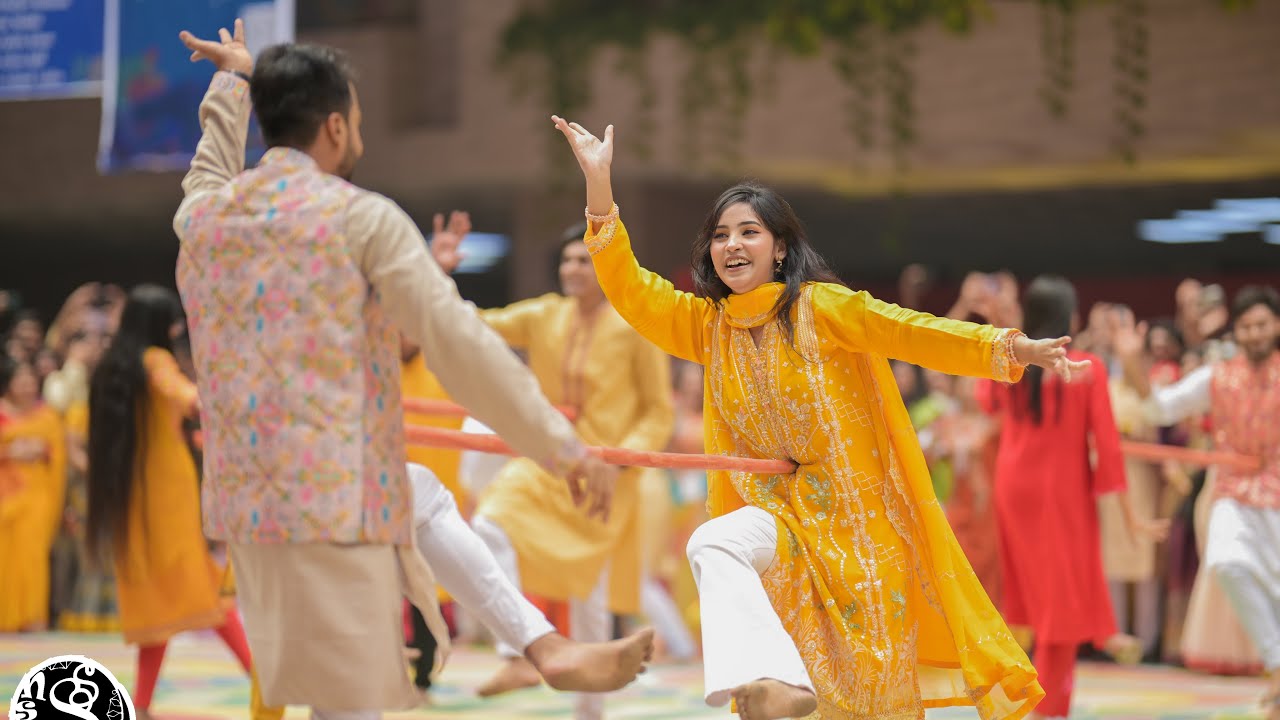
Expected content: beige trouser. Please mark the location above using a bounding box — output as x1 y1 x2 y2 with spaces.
230 541 447 711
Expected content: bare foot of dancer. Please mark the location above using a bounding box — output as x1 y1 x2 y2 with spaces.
529 627 654 693
476 656 542 697
477 627 655 697
731 678 817 720
1102 632 1142 665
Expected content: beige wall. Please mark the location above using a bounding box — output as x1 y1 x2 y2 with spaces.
2 0 1278 299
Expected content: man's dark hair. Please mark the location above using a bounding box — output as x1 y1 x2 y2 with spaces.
1231 284 1280 323
550 222 589 284
250 44 355 149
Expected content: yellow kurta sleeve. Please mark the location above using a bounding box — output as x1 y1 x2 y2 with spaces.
143 348 199 417
811 283 1025 383
586 217 715 365
616 340 675 453
478 294 559 350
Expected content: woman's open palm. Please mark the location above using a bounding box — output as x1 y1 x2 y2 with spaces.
552 115 613 180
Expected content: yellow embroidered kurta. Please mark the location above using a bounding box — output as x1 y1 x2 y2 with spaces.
475 294 674 613
114 348 228 645
588 217 1044 720
0 403 65 631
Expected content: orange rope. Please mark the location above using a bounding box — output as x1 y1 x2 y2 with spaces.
402 397 578 422
1118 440 1260 472
196 422 1261 474
405 425 797 474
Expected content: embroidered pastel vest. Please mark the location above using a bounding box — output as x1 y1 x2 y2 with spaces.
1210 353 1280 509
176 148 411 544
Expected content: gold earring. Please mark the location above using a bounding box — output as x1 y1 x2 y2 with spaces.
775 258 783 272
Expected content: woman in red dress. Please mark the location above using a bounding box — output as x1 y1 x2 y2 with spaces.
977 276 1163 719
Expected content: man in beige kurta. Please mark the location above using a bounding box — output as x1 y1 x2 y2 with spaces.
172 25 648 718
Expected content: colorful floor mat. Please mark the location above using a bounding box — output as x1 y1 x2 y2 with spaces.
2 632 1270 718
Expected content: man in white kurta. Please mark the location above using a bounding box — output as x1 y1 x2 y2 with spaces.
1120 285 1280 716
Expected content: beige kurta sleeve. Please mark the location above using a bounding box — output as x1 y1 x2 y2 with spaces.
173 71 250 232
348 193 586 473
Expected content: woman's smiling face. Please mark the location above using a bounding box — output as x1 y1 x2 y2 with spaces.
710 202 785 295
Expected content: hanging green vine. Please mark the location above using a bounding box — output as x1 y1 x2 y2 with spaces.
614 46 656 161
1111 0 1148 163
1038 0 1077 119
497 0 1254 176
831 31 876 157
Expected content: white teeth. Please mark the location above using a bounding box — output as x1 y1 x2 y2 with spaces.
727 259 749 268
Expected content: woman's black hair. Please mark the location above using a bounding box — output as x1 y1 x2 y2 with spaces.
1015 275 1076 425
86 284 184 567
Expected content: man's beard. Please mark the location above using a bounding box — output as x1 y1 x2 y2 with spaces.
337 140 358 181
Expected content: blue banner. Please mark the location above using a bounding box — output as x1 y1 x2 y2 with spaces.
0 0 104 100
97 0 293 173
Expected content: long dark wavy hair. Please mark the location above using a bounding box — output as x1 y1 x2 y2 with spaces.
691 183 843 347
86 285 185 566
1015 275 1076 425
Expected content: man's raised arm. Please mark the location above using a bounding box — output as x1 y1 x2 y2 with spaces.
173 20 254 232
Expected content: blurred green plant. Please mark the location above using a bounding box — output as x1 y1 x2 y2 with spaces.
499 0 1254 173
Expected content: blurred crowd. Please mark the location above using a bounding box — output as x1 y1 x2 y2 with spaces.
893 271 1264 675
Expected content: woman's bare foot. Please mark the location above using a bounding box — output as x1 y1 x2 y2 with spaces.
731 679 817 720
1102 632 1142 665
525 627 655 694
476 656 542 697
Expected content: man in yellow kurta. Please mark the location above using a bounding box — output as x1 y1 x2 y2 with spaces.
468 226 675 720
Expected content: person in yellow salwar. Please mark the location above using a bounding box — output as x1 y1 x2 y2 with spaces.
468 224 675 720
551 117 1093 720
0 355 66 632
86 284 281 720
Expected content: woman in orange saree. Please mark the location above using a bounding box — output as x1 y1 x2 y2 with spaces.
549 116 1088 720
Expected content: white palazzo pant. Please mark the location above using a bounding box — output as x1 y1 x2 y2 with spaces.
686 506 814 706
407 463 556 655
1203 498 1280 671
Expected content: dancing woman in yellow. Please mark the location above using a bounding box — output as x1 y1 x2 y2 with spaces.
551 117 1089 720
87 285 276 719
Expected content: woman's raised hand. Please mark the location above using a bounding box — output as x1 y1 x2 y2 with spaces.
552 115 614 181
